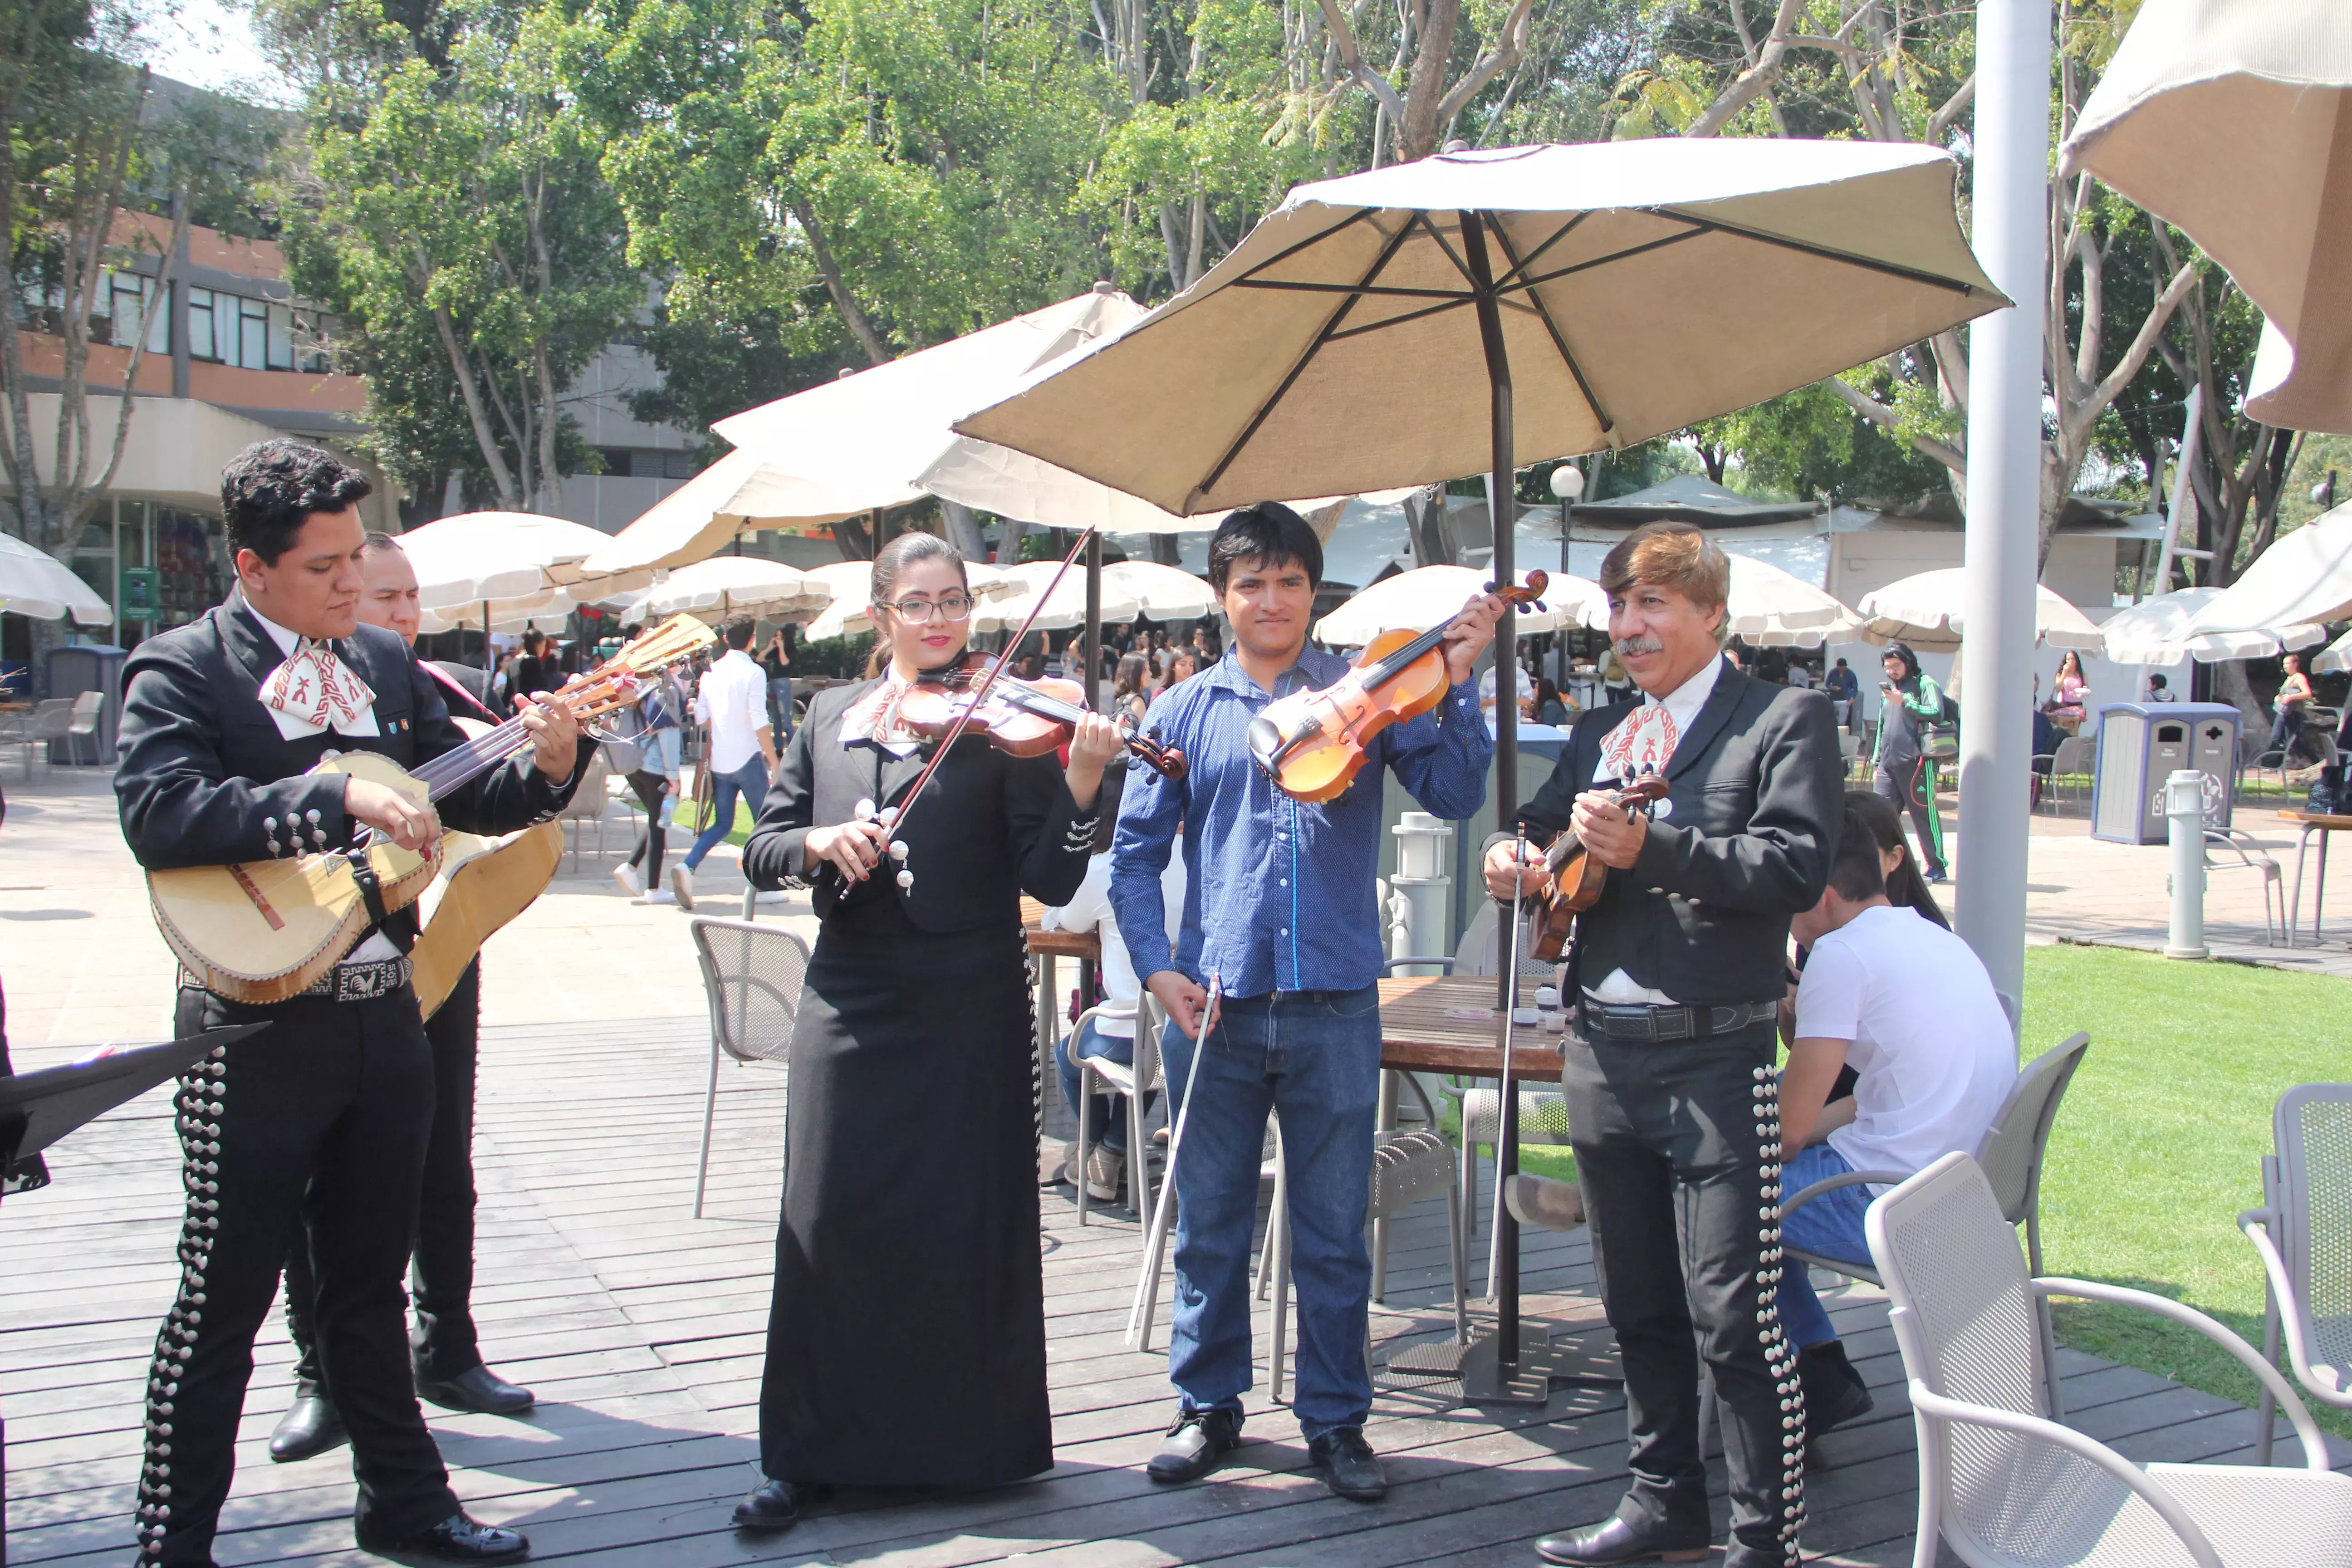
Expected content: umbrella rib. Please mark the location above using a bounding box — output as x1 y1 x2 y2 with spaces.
1326 294 1479 341
1655 208 1984 293
1485 219 1617 437
1195 216 1426 506
1232 279 1474 300
1490 212 1591 291
1504 225 1714 294
1231 208 1382 287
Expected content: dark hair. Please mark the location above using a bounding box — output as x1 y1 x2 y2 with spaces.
1534 676 1560 709
1116 652 1148 699
220 440 373 567
1207 502 1320 593
1881 642 1921 682
722 617 756 651
1827 799 1891 902
1599 520 1730 616
1844 789 1947 927
870 531 967 605
2148 673 2168 690
360 530 402 555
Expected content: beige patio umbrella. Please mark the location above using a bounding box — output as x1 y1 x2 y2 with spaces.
973 559 1144 633
2100 586 2325 664
1857 568 2106 656
397 512 653 616
627 556 832 625
1100 560 1218 623
799 558 1018 642
1715 555 1862 648
2060 0 2352 432
1317 565 1596 647
578 447 873 577
2308 626 2352 675
2182 501 2352 635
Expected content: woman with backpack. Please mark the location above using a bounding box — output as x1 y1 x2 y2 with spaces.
613 655 688 903
1871 642 1948 882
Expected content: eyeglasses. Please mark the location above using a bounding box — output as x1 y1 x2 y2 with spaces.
878 593 975 624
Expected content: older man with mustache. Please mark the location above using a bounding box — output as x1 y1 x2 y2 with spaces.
1484 521 1842 1568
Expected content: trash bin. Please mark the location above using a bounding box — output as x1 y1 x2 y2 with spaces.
2091 701 2239 845
44 643 128 764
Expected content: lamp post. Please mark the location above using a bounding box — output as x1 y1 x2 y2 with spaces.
1548 463 1585 691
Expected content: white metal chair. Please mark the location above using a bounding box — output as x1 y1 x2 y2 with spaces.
60 689 104 764
1071 995 1166 1223
687 916 809 1217
2041 735 2093 814
1872 1151 2352 1568
1777 1031 2088 1421
2202 830 2284 946
2242 1082 2352 1466
556 750 619 871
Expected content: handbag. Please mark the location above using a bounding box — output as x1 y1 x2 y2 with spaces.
2308 762 2345 816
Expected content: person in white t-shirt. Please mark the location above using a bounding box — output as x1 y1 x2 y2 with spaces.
1777 799 2017 1434
1044 765 1186 1202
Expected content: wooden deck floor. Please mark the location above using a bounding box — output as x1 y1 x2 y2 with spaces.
4 1015 2340 1568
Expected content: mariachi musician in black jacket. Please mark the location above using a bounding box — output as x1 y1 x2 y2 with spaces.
113 442 590 1568
1485 522 1842 1568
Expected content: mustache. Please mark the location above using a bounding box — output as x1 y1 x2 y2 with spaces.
1613 635 1665 657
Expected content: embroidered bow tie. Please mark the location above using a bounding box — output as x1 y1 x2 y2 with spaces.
259 639 377 739
1601 702 1679 781
839 676 927 758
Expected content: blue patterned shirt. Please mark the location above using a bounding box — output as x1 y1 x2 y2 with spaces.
1110 646 1491 1000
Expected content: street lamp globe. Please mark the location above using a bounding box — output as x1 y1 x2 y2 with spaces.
1548 463 1586 501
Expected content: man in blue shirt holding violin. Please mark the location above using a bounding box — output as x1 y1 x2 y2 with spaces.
1111 502 1505 1501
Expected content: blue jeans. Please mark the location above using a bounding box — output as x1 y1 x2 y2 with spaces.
1776 1142 1877 1350
684 758 768 871
770 677 795 739
1056 1019 1156 1154
1156 985 1381 1442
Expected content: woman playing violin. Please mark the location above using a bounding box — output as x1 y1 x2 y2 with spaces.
730 532 1121 1530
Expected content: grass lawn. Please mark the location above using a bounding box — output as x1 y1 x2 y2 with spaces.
2020 942 2346 1434
634 786 758 847
1452 942 2341 1432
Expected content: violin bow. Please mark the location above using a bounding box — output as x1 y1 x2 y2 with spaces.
1128 969 1219 1348
858 527 1099 887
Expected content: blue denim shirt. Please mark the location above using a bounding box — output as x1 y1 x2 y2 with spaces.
1110 646 1492 1000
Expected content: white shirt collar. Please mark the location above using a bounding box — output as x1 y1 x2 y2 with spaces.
242 601 309 659
1644 652 1725 732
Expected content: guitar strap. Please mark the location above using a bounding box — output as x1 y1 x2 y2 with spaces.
344 848 415 954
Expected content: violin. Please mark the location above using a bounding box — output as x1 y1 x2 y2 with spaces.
895 653 1188 780
1247 572 1549 803
1527 769 1671 961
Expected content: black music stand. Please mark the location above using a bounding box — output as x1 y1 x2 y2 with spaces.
0 1024 271 1563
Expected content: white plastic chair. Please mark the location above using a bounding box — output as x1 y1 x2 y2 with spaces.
687 916 808 1217
1071 996 1166 1224
1871 1151 2352 1568
2202 830 2284 946
2242 1082 2352 1466
556 750 619 871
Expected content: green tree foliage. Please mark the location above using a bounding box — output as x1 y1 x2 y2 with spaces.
269 0 641 518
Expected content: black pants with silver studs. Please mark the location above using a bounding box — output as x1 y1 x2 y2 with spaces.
1558 1022 1806 1568
137 986 458 1568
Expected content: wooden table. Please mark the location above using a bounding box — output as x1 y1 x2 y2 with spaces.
1376 973 1558 1080
2279 810 2352 946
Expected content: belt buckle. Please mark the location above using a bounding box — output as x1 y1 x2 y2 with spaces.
1615 1008 1657 1044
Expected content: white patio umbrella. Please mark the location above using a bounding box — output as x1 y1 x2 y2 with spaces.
2099 586 2326 664
1857 568 2106 655
2060 0 2352 433
397 512 653 614
416 588 575 637
2310 626 2352 675
973 559 1143 634
1100 560 1217 623
1711 555 1862 647
1317 565 1596 647
0 532 113 625
580 447 873 577
2182 501 2352 635
626 556 832 625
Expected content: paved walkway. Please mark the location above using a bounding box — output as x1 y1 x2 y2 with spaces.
3 765 2342 1052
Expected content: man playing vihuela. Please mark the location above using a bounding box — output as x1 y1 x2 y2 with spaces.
1485 521 1842 1568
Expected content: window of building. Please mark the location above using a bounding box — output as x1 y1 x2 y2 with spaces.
188 286 216 360
595 447 698 480
89 272 167 353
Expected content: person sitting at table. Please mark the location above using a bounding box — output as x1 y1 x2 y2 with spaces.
1532 676 1572 726
1774 799 2016 1436
1045 767 1186 1202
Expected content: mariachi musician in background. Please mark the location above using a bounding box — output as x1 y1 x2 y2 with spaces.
727 531 1119 1533
1485 521 1841 1568
113 441 591 1568
267 530 539 1467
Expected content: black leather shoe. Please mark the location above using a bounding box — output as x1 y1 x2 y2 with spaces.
1799 1340 1874 1437
268 1388 348 1463
355 1512 529 1564
730 1478 806 1532
416 1363 535 1416
1146 1406 1243 1484
1306 1426 1387 1501
1534 1513 1712 1565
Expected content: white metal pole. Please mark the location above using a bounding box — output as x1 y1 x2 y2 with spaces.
1955 0 2051 1007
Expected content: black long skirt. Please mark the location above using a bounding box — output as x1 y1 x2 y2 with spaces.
756 889 1052 1486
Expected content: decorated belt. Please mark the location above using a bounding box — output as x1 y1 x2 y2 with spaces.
180 956 412 1004
1576 998 1777 1044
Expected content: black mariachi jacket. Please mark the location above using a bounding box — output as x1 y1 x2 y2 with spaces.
740 678 1095 933
114 600 593 943
1515 665 1842 1007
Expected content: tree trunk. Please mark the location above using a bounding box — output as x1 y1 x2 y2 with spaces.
792 198 889 367
940 499 990 561
1149 533 1181 565
833 511 876 560
2211 660 2268 750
